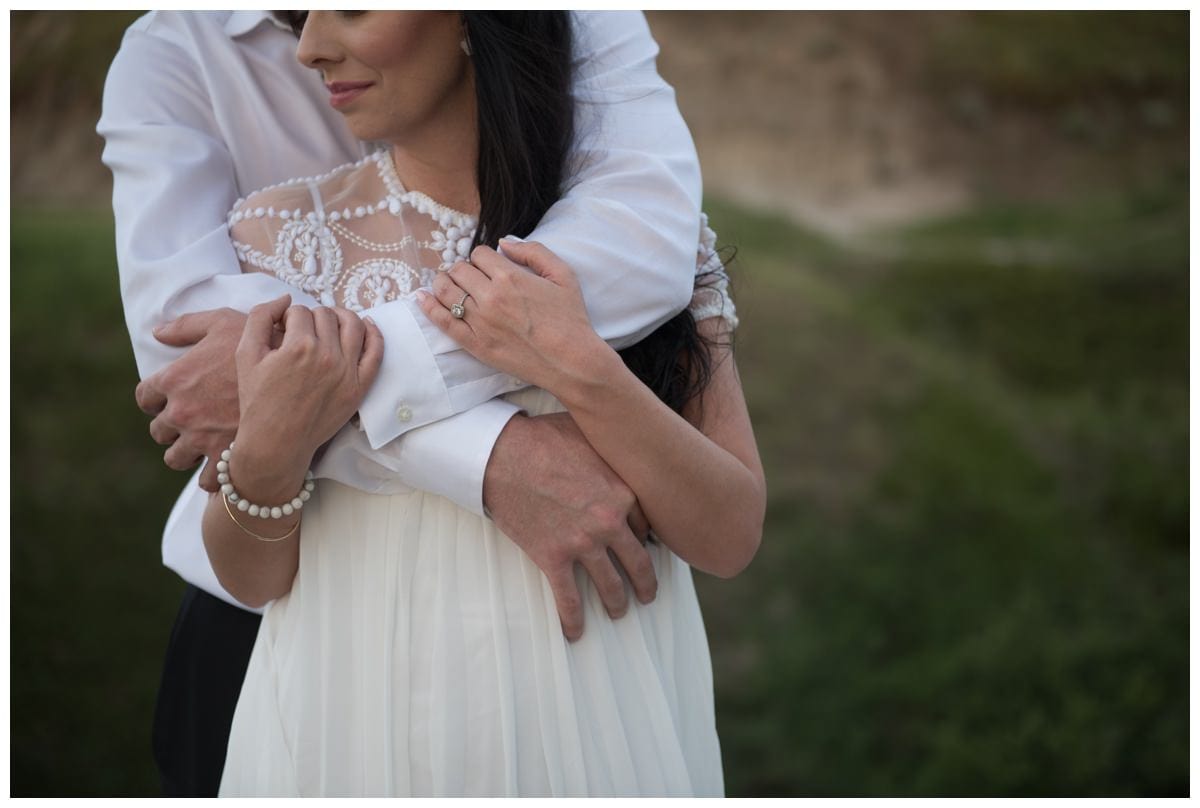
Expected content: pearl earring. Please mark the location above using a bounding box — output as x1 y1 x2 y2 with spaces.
460 36 471 56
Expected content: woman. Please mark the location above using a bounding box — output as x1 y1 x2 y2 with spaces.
211 11 764 795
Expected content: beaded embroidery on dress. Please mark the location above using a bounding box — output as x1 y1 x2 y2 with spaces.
229 150 478 310
228 150 737 327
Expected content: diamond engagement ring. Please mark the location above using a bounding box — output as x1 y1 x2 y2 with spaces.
450 291 471 319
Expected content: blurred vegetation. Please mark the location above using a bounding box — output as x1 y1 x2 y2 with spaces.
697 163 1187 795
929 11 1187 151
929 11 1187 107
9 8 1188 798
926 11 1180 106
10 11 141 111
11 210 189 796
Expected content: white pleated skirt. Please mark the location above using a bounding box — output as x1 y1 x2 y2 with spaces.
219 396 724 797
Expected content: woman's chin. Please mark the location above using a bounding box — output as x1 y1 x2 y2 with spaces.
341 117 389 144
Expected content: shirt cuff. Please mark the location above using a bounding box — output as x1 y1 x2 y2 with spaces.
162 471 264 614
374 398 523 515
356 298 452 449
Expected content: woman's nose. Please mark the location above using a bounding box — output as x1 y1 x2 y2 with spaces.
296 12 341 72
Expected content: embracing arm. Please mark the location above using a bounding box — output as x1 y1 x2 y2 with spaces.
352 10 701 448
421 238 766 578
99 11 689 618
100 10 698 498
98 16 518 511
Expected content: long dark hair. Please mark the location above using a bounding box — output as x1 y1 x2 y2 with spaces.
280 11 715 414
463 12 716 415
460 12 573 252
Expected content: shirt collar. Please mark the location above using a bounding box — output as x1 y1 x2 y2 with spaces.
224 10 293 38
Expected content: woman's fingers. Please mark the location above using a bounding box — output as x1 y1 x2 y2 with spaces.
470 244 517 279
447 260 491 296
332 307 365 359
495 238 578 290
417 290 472 344
430 268 477 321
357 317 385 390
311 306 342 357
239 294 291 360
280 305 315 345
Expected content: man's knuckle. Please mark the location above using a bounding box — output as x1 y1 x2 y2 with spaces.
159 403 182 430
549 542 576 568
569 531 597 557
157 363 180 390
587 504 624 536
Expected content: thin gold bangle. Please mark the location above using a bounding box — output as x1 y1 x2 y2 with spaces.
222 493 300 543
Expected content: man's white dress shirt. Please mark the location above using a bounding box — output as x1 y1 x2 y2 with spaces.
98 11 701 610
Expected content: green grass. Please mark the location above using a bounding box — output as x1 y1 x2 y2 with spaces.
927 11 1188 108
11 208 188 796
10 184 1188 795
694 176 1187 795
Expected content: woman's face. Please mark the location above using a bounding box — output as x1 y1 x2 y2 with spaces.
296 11 471 143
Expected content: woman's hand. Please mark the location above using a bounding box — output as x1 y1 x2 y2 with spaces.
417 239 610 394
230 295 384 495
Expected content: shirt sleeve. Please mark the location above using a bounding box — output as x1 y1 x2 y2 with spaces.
98 27 317 380
354 10 702 450
96 23 513 511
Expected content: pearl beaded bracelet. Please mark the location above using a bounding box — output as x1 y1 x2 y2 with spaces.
216 441 315 519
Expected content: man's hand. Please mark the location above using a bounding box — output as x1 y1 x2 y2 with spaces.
483 411 657 642
135 308 247 491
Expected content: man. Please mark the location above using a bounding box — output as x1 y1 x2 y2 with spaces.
99 10 701 796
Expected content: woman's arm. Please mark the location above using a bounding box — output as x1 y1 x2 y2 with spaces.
418 240 765 578
202 296 384 607
560 316 765 577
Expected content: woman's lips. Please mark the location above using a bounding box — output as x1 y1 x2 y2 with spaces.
326 81 373 110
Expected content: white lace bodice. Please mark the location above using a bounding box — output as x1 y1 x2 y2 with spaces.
229 151 477 311
227 150 737 329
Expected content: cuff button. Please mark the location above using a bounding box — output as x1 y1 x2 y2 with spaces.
396 404 413 423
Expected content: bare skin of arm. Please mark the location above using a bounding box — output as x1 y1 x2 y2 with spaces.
420 240 766 578
201 296 383 608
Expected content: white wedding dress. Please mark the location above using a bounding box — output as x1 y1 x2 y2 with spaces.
217 151 737 797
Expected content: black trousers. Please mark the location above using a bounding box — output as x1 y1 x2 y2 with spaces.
152 585 261 797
